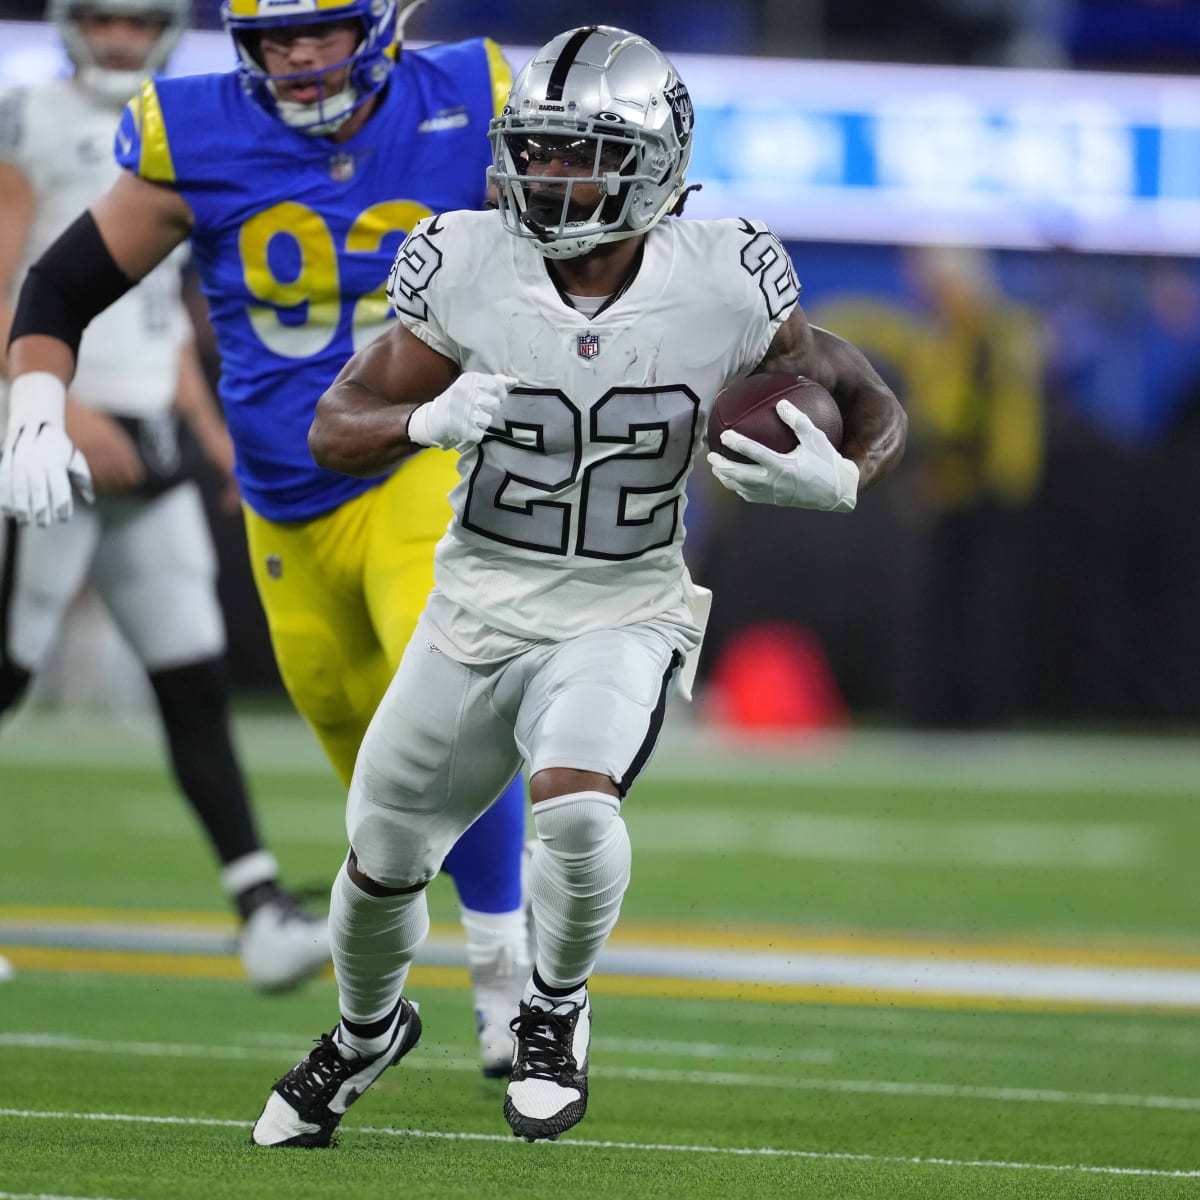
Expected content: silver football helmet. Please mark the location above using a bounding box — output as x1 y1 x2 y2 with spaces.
489 26 694 260
52 0 190 107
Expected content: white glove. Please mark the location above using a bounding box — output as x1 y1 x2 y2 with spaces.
406 372 517 451
0 373 94 527
707 398 859 512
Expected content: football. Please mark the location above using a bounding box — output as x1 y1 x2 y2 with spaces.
707 374 843 465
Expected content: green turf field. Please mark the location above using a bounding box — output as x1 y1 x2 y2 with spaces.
2 712 1199 1197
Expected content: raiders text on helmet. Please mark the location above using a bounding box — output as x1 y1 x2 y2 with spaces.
489 26 694 259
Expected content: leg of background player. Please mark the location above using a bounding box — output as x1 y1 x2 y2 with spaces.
96 485 329 991
442 774 532 1076
147 656 330 989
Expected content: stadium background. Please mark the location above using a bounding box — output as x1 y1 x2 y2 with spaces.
6 0 1200 730
4 4 1200 1194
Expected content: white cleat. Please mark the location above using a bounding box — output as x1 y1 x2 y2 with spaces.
251 998 422 1147
240 887 331 991
0 954 13 982
473 941 530 1078
504 989 590 1141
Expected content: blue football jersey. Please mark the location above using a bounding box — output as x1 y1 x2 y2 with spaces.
115 39 509 521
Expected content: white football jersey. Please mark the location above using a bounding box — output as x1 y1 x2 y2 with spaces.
0 79 188 418
388 209 800 660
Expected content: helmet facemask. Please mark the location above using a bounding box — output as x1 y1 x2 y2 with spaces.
221 0 398 137
488 27 694 260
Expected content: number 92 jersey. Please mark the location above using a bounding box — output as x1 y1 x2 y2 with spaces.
114 39 510 522
388 209 800 660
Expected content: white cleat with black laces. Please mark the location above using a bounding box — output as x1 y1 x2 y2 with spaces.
251 998 422 1148
503 989 591 1141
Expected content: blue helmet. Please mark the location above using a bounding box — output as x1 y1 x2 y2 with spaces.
221 0 405 135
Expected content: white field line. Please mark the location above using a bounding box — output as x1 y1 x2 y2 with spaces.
2 1033 1199 1112
0 1108 1197 1179
0 1193 127 1200
16 926 1200 1007
114 798 1156 869
7 712 1200 797
243 1027 1055 1066
649 996 1200 1047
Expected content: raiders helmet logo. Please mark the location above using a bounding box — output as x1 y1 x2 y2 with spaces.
665 80 693 145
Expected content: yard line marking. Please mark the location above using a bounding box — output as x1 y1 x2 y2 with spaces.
0 1108 1197 1178
11 905 1200 971
0 1193 128 1200
8 712 1200 798
628 810 1154 868
9 932 1200 1011
4 1033 1200 1111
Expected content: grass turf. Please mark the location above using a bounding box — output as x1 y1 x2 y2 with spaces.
2 718 1199 1196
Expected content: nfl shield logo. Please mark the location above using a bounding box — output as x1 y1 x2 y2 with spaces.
329 152 356 182
578 332 600 359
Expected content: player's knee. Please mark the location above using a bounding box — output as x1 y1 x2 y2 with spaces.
345 806 445 893
0 661 33 715
533 791 624 856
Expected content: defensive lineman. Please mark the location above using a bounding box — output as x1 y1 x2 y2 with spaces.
0 0 532 1062
0 0 328 988
246 26 907 1145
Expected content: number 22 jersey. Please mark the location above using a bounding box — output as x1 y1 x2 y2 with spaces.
388 208 800 661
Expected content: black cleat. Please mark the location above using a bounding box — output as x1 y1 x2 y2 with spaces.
251 998 421 1147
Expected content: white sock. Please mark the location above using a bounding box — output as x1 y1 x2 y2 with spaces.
529 791 630 991
220 850 278 897
460 906 531 972
328 859 428 1057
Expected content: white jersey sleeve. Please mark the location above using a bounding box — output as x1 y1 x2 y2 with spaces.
386 213 462 364
384 210 802 662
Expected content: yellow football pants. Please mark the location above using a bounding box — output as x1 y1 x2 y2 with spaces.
244 448 458 788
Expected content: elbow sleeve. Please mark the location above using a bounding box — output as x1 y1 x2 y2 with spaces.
8 211 137 359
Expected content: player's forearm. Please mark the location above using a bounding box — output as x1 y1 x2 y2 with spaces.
838 382 907 491
309 381 422 477
807 325 907 490
8 334 76 387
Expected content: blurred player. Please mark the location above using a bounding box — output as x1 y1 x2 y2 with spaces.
248 26 907 1145
0 0 328 990
0 0 531 1069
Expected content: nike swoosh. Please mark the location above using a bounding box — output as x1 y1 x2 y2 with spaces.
116 129 133 158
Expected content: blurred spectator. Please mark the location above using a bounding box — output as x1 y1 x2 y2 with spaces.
814 246 1044 727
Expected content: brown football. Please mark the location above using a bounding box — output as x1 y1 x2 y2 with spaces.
707 374 843 465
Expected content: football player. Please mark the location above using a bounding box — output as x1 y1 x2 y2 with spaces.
0 0 531 1069
0 0 329 990
249 26 907 1146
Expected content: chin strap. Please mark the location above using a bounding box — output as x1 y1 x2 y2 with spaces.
519 212 556 244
